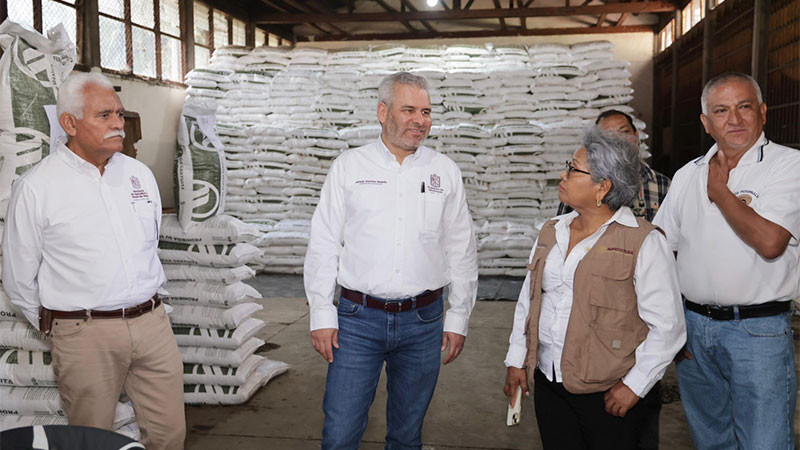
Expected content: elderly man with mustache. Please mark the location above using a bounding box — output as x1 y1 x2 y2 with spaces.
2 72 185 450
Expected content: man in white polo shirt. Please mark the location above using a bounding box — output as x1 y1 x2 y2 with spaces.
304 71 478 449
653 72 799 449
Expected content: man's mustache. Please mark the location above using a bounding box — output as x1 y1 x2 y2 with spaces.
104 130 126 139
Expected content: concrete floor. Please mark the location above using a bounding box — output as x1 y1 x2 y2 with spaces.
184 274 800 449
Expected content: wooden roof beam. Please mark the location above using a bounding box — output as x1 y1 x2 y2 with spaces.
298 25 654 41
493 0 508 29
399 0 438 33
374 0 417 32
255 3 677 24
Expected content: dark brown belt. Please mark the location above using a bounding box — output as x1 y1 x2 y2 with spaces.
685 299 791 321
49 296 161 320
340 287 443 313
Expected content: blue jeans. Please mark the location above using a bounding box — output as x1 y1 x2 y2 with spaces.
677 308 796 450
321 295 444 450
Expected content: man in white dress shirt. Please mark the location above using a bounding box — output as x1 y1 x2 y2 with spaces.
653 72 799 449
2 73 184 450
304 72 478 449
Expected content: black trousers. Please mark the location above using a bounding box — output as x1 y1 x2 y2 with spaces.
533 368 661 450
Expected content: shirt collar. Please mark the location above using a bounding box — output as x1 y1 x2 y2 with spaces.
556 206 639 231
56 140 121 175
695 132 767 167
376 136 423 165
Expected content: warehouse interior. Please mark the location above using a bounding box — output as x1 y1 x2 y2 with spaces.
0 0 798 448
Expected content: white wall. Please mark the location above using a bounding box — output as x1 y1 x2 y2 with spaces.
105 73 186 208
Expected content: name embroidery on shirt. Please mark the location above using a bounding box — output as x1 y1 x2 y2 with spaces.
130 176 149 200
355 179 387 185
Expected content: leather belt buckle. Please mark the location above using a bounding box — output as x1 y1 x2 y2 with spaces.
706 305 713 317
383 301 404 313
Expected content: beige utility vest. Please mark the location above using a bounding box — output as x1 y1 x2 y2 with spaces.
524 217 656 394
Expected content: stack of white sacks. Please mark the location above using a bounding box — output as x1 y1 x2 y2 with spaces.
182 40 647 277
157 214 289 405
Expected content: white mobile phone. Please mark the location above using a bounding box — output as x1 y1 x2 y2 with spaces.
506 386 522 426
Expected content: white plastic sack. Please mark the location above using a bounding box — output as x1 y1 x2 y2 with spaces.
157 242 262 267
0 321 50 351
0 287 26 323
178 337 264 367
0 20 76 132
162 264 255 284
182 359 289 405
175 102 227 230
159 214 261 244
0 386 63 415
0 349 57 386
168 302 262 329
172 318 265 349
163 281 261 307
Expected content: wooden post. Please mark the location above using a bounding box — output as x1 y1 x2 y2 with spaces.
82 0 101 67
751 0 770 91
670 11 680 174
179 0 194 75
700 0 714 150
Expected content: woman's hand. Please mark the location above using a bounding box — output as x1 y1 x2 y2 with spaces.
603 380 640 417
504 367 530 408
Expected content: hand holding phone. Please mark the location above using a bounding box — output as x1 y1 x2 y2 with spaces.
507 386 522 426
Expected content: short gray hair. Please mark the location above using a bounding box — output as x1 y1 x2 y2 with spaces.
701 72 763 115
583 126 642 211
57 72 116 119
378 72 429 108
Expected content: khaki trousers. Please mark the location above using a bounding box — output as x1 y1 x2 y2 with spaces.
50 303 185 450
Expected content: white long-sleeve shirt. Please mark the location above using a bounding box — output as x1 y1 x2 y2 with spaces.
304 137 479 335
2 142 166 329
505 207 686 397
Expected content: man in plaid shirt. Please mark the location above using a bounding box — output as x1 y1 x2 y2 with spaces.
557 110 671 223
555 109 670 450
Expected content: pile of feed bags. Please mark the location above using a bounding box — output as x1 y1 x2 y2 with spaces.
179 41 646 276
0 20 76 224
158 214 289 404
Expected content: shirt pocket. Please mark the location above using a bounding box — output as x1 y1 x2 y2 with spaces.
423 195 446 233
132 202 158 242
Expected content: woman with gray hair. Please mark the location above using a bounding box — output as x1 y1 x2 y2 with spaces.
502 127 686 449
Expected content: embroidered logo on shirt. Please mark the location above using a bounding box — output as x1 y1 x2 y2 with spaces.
734 189 758 206
130 176 149 200
427 174 444 194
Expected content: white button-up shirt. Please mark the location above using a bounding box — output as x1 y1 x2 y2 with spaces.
653 133 800 306
505 207 686 397
2 142 165 329
304 137 479 335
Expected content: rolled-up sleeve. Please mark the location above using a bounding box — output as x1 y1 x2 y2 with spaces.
2 180 44 328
